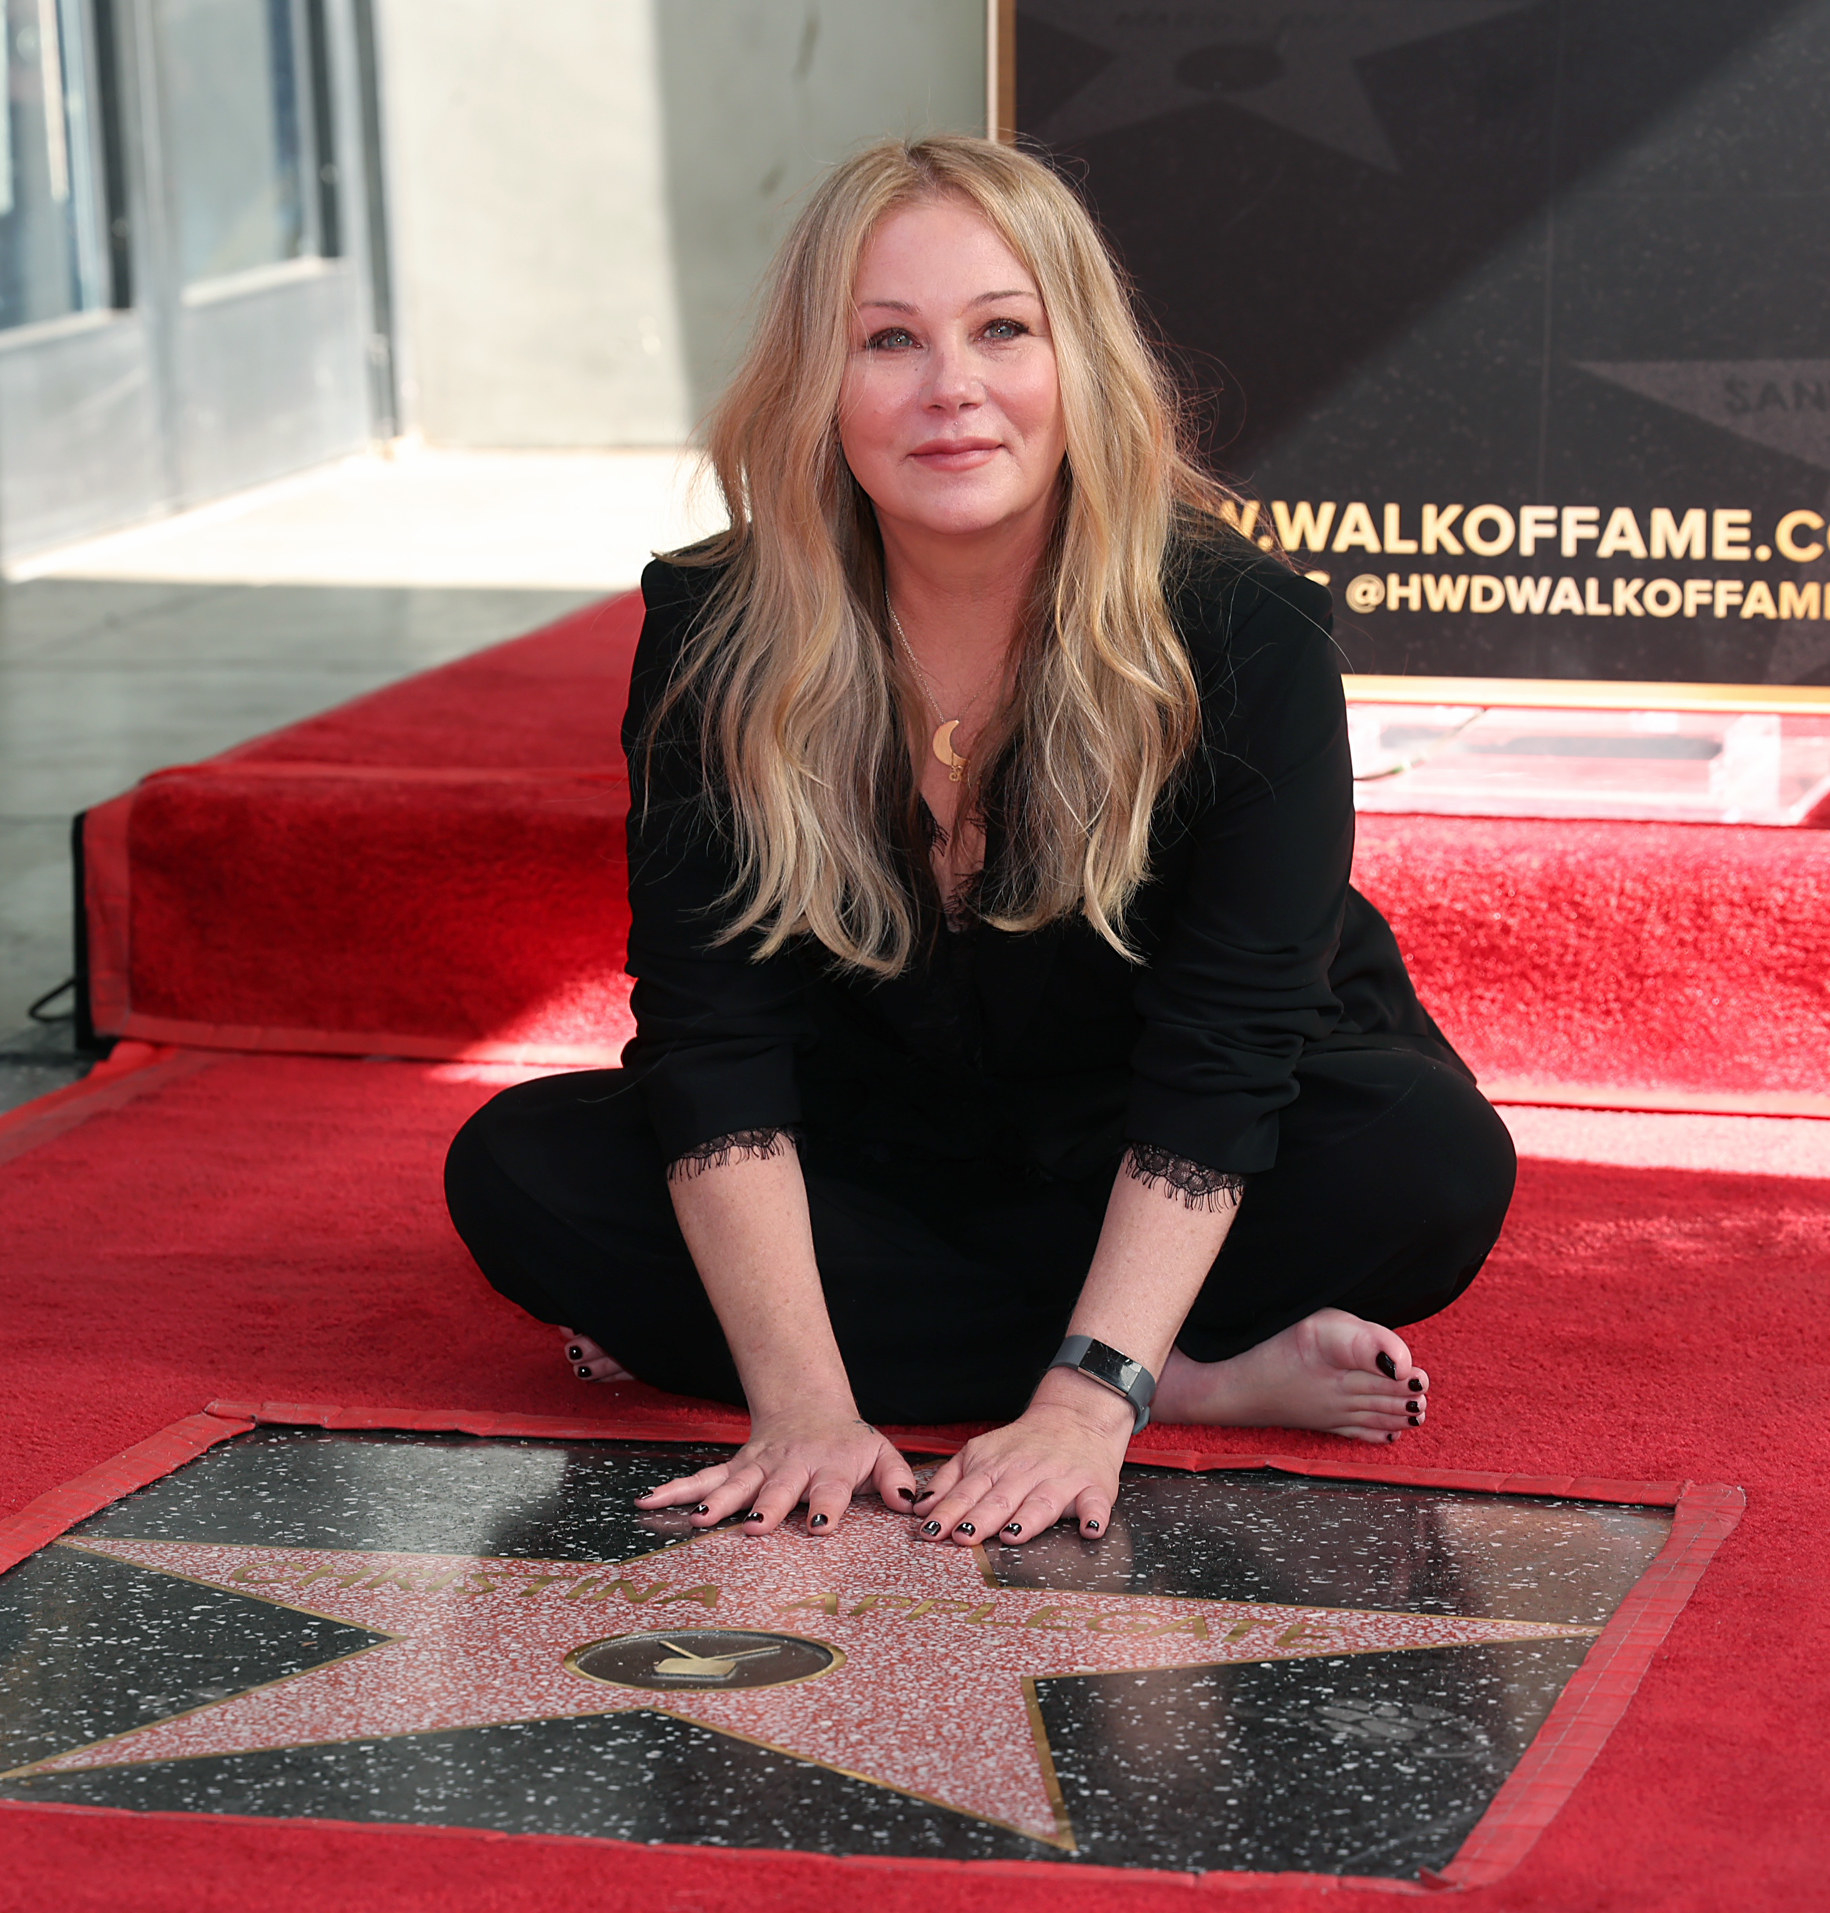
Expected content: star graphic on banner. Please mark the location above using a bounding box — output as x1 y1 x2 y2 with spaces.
1026 1 1533 171
1577 360 1830 474
14 1510 1597 1847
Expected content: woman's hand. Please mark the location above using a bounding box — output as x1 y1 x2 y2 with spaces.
912 1372 1134 1545
633 1413 919 1536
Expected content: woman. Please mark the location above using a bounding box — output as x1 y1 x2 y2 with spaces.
446 136 1515 1550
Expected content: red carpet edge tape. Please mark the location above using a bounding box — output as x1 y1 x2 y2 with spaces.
0 1043 215 1171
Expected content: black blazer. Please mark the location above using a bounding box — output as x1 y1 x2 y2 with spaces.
620 543 1459 1182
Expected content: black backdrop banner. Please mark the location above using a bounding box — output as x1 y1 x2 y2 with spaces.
1014 0 1830 689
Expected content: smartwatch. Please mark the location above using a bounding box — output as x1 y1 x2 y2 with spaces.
1050 1335 1156 1431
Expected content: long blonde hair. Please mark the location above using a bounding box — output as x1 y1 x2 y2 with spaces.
657 135 1251 976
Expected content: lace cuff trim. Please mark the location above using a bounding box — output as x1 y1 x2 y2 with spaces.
1124 1142 1245 1213
666 1126 800 1184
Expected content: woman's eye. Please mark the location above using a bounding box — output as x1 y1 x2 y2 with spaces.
866 327 917 351
981 318 1029 342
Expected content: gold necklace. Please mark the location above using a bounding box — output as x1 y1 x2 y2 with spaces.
887 605 968 784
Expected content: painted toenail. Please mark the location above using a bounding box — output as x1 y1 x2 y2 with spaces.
576 1365 592 1379
1085 1519 1101 1533
566 1345 583 1360
692 1504 709 1514
1004 1522 1022 1535
922 1521 941 1536
898 1487 917 1501
957 1522 975 1537
745 1511 765 1523
1408 1415 1421 1426
1375 1351 1397 1379
810 1513 829 1528
1409 1378 1424 1392
1387 1432 1397 1442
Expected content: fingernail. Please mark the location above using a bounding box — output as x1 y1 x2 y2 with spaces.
1409 1378 1424 1393
576 1365 593 1378
956 1522 975 1537
1376 1352 1397 1379
1004 1521 1022 1535
1085 1518 1101 1533
745 1511 765 1523
922 1520 941 1536
898 1487 917 1502
692 1503 709 1515
810 1513 829 1529
566 1345 583 1361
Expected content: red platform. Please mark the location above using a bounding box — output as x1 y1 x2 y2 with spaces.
78 591 1830 1113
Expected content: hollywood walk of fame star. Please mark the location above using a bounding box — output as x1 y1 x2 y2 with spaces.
13 1507 1598 1847
1026 1 1533 171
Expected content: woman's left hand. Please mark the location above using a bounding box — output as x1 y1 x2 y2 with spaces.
912 1375 1133 1545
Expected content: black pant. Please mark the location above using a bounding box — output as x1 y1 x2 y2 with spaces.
445 1043 1516 1425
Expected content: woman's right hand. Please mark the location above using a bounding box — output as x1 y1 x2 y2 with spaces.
633 1413 919 1536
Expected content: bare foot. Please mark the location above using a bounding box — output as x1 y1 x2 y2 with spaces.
1152 1308 1429 1444
558 1326 631 1384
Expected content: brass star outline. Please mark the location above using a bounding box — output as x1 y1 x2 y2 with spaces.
8 1509 1598 1849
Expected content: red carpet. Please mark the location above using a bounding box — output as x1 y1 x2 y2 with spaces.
1 1044 1826 1910
79 592 1830 1110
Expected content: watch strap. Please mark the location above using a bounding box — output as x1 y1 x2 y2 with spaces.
1051 1334 1156 1431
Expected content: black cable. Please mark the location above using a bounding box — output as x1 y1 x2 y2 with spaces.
26 977 77 1024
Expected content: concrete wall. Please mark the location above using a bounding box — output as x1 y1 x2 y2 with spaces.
377 0 986 448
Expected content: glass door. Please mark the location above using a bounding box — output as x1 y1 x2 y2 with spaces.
0 0 383 560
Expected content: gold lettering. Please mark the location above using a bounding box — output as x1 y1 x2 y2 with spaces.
1420 503 1464 555
1740 580 1778 620
1650 508 1706 561
848 1594 919 1617
1780 580 1822 620
418 1569 465 1592
1086 1609 1164 1635
513 1574 579 1599
1147 1613 1212 1639
1331 500 1381 554
1776 510 1826 563
901 1599 976 1622
359 1569 424 1593
1597 506 1648 560
662 1584 720 1609
1277 1620 1340 1649
1712 508 1752 561
571 1576 671 1606
961 1602 1024 1627
1382 504 1418 553
1218 498 1261 540
1271 499 1336 552
295 1567 376 1591
1221 1619 1266 1643
1546 576 1586 616
1023 1606 1084 1631
776 1592 840 1615
227 1564 290 1586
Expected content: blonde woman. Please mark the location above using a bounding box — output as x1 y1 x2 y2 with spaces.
446 137 1514 1546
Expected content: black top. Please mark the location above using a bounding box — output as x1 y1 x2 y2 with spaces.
620 544 1460 1182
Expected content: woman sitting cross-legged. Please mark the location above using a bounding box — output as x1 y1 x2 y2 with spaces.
444 135 1516 1549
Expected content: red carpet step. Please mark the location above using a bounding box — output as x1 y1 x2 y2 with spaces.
79 592 1830 1111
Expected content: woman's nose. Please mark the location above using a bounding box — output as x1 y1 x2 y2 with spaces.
922 337 981 408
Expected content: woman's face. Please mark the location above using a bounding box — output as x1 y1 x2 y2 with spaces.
839 197 1067 551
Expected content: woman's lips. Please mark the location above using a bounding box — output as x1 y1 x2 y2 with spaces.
909 440 1002 470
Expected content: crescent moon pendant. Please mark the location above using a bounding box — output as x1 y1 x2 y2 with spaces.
932 719 967 783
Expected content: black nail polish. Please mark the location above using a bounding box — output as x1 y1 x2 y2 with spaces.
692 1503 709 1515
898 1487 917 1502
1376 1351 1398 1379
745 1511 765 1523
1085 1518 1101 1533
1410 1377 1424 1392
922 1520 941 1536
1408 1415 1422 1426
566 1345 583 1361
957 1522 975 1537
1387 1432 1398 1442
810 1513 829 1528
576 1365 593 1378
1004 1521 1022 1535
